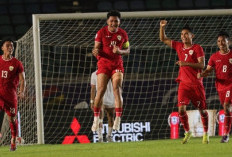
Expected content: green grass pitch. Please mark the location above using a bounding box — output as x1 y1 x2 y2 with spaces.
0 136 232 157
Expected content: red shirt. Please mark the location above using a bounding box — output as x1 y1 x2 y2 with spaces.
208 50 232 91
0 56 24 101
171 41 204 85
95 26 128 64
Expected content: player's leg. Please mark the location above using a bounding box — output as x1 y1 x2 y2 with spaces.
92 73 109 132
198 109 209 144
111 71 123 131
105 107 114 142
192 84 209 144
221 102 231 143
178 83 191 144
98 106 104 143
4 101 18 151
178 105 192 144
219 89 231 143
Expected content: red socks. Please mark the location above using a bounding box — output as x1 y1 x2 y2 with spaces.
179 112 190 132
94 107 101 117
115 108 122 117
200 111 209 133
10 120 18 138
224 112 232 135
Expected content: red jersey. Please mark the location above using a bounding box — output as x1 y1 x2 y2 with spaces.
208 50 232 91
0 56 24 101
171 41 204 85
95 26 129 64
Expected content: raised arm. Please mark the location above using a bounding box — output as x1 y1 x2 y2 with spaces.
160 20 172 47
18 72 26 99
92 42 101 57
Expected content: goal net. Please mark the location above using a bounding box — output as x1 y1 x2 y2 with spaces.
1 9 232 145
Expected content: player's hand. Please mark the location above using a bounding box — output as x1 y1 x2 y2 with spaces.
92 48 99 57
198 71 209 78
197 73 201 79
176 61 188 67
113 45 120 54
90 103 94 111
160 20 167 27
18 91 25 99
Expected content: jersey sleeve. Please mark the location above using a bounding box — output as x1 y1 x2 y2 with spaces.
207 55 215 68
196 45 205 58
122 31 129 49
18 61 24 73
171 40 178 50
91 72 97 86
95 29 103 43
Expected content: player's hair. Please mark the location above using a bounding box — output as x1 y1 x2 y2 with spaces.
107 10 121 19
217 31 230 39
0 37 15 47
181 25 193 33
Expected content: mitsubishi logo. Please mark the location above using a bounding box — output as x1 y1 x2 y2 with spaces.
62 118 90 144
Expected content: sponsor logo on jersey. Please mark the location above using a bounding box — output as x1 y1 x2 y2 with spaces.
229 58 232 64
9 66 14 71
106 36 111 38
216 60 221 62
117 35 122 41
189 50 194 55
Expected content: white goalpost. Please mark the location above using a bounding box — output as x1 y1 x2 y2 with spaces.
1 9 232 145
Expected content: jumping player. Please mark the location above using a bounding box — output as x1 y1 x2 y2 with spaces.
91 10 130 132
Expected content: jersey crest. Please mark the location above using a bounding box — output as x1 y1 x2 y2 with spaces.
9 66 14 71
117 35 121 41
229 58 232 64
189 50 194 55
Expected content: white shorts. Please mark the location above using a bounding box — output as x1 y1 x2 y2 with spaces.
103 102 114 108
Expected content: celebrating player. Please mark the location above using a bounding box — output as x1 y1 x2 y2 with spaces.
199 31 232 143
160 20 209 144
91 10 130 132
90 70 115 142
0 38 26 151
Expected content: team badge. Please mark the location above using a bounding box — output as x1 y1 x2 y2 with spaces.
229 58 232 64
9 66 14 71
117 35 121 41
189 50 194 55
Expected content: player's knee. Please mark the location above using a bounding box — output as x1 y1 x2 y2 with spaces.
224 103 230 113
178 107 186 114
8 116 17 123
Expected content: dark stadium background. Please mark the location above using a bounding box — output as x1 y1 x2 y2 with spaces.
0 0 230 144
0 0 231 39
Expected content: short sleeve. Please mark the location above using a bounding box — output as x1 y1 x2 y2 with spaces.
95 29 102 43
18 61 24 73
208 55 215 68
123 31 129 43
196 45 205 58
171 40 178 50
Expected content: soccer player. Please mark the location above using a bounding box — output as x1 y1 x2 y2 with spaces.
90 70 115 142
0 38 26 151
199 31 232 143
91 10 130 132
159 20 209 144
